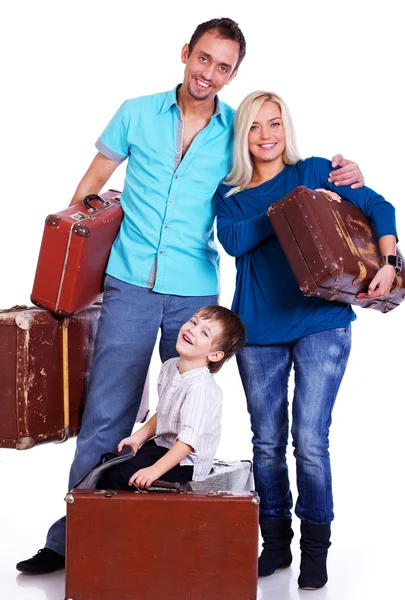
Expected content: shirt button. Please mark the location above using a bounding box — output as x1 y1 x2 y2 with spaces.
164 225 168 229
175 175 178 179
175 150 180 154
159 251 164 254
169 200 173 204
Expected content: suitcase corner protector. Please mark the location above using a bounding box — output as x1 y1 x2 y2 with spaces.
16 437 36 450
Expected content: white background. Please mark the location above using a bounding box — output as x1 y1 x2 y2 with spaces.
1 1 404 599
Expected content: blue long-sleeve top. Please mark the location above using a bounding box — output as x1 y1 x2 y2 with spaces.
215 157 398 345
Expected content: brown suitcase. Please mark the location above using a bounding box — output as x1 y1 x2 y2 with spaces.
268 186 405 313
0 305 149 449
31 190 123 316
65 488 259 600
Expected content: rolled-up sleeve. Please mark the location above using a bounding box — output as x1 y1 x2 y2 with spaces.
95 100 131 163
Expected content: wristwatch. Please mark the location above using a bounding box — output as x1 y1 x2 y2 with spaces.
382 255 402 274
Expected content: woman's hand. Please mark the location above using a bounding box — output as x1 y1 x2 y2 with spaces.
357 265 396 300
129 465 161 489
315 188 342 203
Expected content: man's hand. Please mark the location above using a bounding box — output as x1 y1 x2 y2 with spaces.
328 154 365 189
129 465 161 489
357 265 396 300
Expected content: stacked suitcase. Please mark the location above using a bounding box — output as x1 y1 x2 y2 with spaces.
1 190 149 449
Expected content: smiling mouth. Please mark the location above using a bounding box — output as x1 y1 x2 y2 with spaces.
259 143 276 150
195 77 211 90
183 334 193 345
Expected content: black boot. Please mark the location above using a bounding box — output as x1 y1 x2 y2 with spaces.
258 518 294 577
298 521 331 590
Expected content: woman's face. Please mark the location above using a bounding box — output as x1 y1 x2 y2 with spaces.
248 101 286 165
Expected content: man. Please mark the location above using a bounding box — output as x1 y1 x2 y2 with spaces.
17 17 364 574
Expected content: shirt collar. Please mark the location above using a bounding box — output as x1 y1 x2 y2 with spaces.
161 85 228 128
175 359 210 378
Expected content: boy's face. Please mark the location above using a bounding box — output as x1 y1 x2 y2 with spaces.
176 312 224 365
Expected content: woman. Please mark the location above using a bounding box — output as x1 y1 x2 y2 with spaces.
215 91 398 590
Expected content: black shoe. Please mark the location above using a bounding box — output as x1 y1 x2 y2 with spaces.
16 548 65 574
258 518 294 577
298 521 331 590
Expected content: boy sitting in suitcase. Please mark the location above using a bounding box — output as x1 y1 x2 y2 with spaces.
97 305 246 490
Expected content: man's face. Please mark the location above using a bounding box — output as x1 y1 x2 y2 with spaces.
176 312 223 364
181 30 240 102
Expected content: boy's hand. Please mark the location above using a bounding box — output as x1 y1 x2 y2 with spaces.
129 466 161 489
117 435 141 454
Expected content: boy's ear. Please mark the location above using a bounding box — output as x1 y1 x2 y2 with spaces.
208 349 224 364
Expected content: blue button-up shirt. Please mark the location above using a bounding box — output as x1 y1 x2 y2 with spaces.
96 86 235 296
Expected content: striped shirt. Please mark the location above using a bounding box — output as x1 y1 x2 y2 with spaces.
154 358 222 481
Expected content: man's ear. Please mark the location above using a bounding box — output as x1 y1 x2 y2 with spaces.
208 349 224 364
181 43 189 65
226 68 238 85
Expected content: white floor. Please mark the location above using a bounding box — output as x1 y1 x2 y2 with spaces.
1 427 403 600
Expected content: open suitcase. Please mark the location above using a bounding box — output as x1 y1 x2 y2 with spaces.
0 304 149 449
31 190 123 316
65 487 259 600
268 186 404 313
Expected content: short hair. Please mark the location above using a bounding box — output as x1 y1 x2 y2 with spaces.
224 91 301 195
188 18 246 72
196 305 246 374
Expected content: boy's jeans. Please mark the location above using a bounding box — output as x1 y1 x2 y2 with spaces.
45 275 217 555
236 326 351 524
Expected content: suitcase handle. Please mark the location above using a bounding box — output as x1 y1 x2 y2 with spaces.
83 194 111 211
133 480 192 494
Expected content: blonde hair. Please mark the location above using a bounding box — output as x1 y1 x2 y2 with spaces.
224 91 301 195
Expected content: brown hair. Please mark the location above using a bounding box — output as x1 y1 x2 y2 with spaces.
188 18 246 72
196 305 246 374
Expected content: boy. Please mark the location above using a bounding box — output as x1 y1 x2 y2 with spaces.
97 305 246 490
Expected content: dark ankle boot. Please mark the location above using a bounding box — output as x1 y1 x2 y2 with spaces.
258 518 294 577
298 521 331 590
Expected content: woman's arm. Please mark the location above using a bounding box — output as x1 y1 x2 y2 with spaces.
215 189 276 258
357 234 397 299
313 158 399 298
313 157 398 241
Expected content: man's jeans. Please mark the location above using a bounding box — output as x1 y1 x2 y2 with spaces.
237 327 351 524
46 275 217 555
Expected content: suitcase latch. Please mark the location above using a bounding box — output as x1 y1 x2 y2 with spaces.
71 212 87 221
93 490 118 497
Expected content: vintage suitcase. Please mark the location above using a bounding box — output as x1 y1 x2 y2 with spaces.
65 488 259 600
0 305 148 449
76 454 253 492
31 189 123 316
268 186 405 313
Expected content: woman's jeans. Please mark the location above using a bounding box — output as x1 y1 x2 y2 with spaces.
237 327 351 524
45 275 217 555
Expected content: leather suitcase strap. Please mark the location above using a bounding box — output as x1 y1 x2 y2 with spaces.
61 318 70 439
